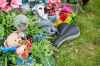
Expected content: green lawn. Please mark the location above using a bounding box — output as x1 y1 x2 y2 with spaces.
0 0 100 66
56 0 100 66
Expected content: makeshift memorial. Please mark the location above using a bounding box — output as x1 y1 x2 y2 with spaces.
0 10 56 66
0 0 81 65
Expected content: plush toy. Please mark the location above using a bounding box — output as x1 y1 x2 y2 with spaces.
16 45 29 59
54 4 76 27
32 3 57 35
4 15 29 47
0 47 16 53
1 39 32 57
4 15 32 59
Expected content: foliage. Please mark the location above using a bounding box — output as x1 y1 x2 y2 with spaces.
32 40 55 66
0 11 16 37
0 11 55 66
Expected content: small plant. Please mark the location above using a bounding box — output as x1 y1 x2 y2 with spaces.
0 11 55 66
32 40 55 66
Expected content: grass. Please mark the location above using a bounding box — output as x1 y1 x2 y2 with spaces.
0 0 100 66
56 0 100 66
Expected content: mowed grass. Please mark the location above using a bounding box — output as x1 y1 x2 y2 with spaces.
56 0 100 66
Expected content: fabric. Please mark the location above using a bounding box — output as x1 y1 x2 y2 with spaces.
60 14 68 21
54 19 62 27
48 15 57 22
54 4 76 27
59 4 73 23
32 4 57 35
63 13 76 25
14 14 28 28
0 47 16 53
53 24 80 47
4 31 25 48
4 14 29 48
60 13 72 22
4 31 32 59
57 23 70 35
60 4 73 13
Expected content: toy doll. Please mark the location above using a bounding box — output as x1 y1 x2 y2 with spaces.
54 4 74 27
4 15 32 60
29 0 47 8
52 4 80 47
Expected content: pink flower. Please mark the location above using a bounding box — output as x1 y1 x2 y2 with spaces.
0 0 21 12
48 0 61 11
0 0 7 8
1 5 12 12
11 0 22 8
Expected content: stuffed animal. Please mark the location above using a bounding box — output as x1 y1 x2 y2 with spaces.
54 4 76 27
16 45 29 59
4 15 32 59
32 3 57 35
